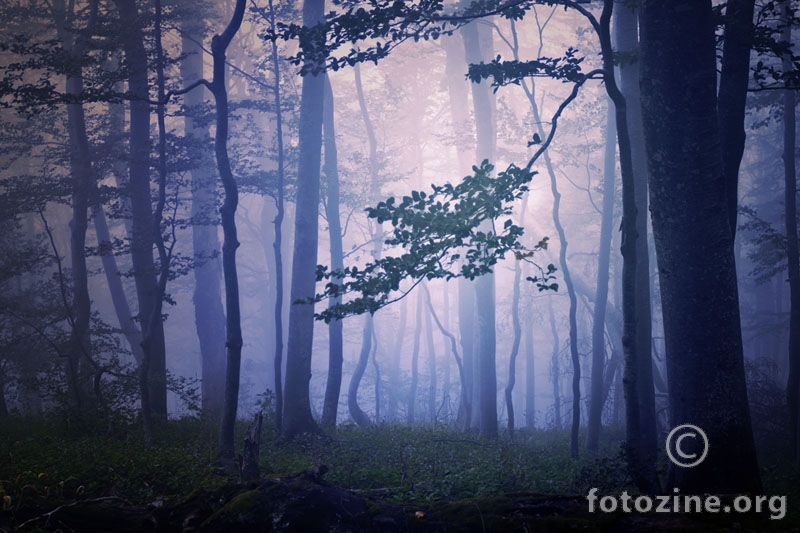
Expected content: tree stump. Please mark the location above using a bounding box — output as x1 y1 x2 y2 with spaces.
239 411 263 483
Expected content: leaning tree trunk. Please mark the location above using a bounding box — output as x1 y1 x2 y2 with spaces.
639 0 761 494
282 0 325 439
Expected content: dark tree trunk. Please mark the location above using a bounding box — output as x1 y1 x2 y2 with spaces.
505 193 528 439
267 0 287 433
210 0 246 467
614 0 658 490
321 73 343 431
639 0 761 493
181 20 227 423
586 102 616 453
114 0 167 420
780 0 800 470
54 0 97 411
240 412 263 483
718 0 756 238
282 0 325 439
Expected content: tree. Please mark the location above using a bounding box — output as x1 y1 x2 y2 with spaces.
282 0 326 439
639 0 762 493
180 8 227 423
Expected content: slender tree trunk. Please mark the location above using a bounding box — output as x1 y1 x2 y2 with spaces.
505 193 529 439
114 0 167 420
282 0 325 439
181 20 226 423
408 293 422 424
321 73 343 431
548 295 562 429
387 298 407 423
524 292 535 428
614 0 658 490
91 190 144 366
372 326 381 422
267 0 287 433
780 0 800 470
425 291 437 425
586 101 616 453
54 0 97 410
423 283 469 426
639 0 761 493
349 313 374 427
210 0 246 466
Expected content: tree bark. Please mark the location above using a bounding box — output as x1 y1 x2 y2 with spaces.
780 0 800 470
282 0 325 439
462 19 498 440
639 0 761 493
114 0 168 420
408 294 422 424
181 18 227 423
614 0 659 491
210 0 247 467
321 73 343 431
586 101 616 453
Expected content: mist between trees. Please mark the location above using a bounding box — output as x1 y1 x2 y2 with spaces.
0 0 798 498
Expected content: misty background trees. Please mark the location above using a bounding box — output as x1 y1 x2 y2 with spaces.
0 0 798 497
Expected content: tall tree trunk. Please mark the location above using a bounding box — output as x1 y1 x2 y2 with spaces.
639 0 761 494
780 0 800 470
372 326 381 422
718 0 756 238
548 295 562 429
321 73 343 431
282 0 325 439
91 189 144 366
586 102 616 453
505 192 529 439
181 19 227 423
54 0 98 411
387 298 407 423
347 63 382 429
210 0 246 467
524 290 535 428
267 0 287 433
423 283 469 427
349 313 374 427
462 19 498 439
408 293 422 424
614 0 658 490
114 0 168 420
425 291 437 425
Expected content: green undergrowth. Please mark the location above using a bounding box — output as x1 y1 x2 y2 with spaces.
1 413 797 526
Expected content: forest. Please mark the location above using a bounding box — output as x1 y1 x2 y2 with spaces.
0 0 799 530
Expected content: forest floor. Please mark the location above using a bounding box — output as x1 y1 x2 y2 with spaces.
1 415 798 531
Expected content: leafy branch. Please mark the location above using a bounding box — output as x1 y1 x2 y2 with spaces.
310 160 556 322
